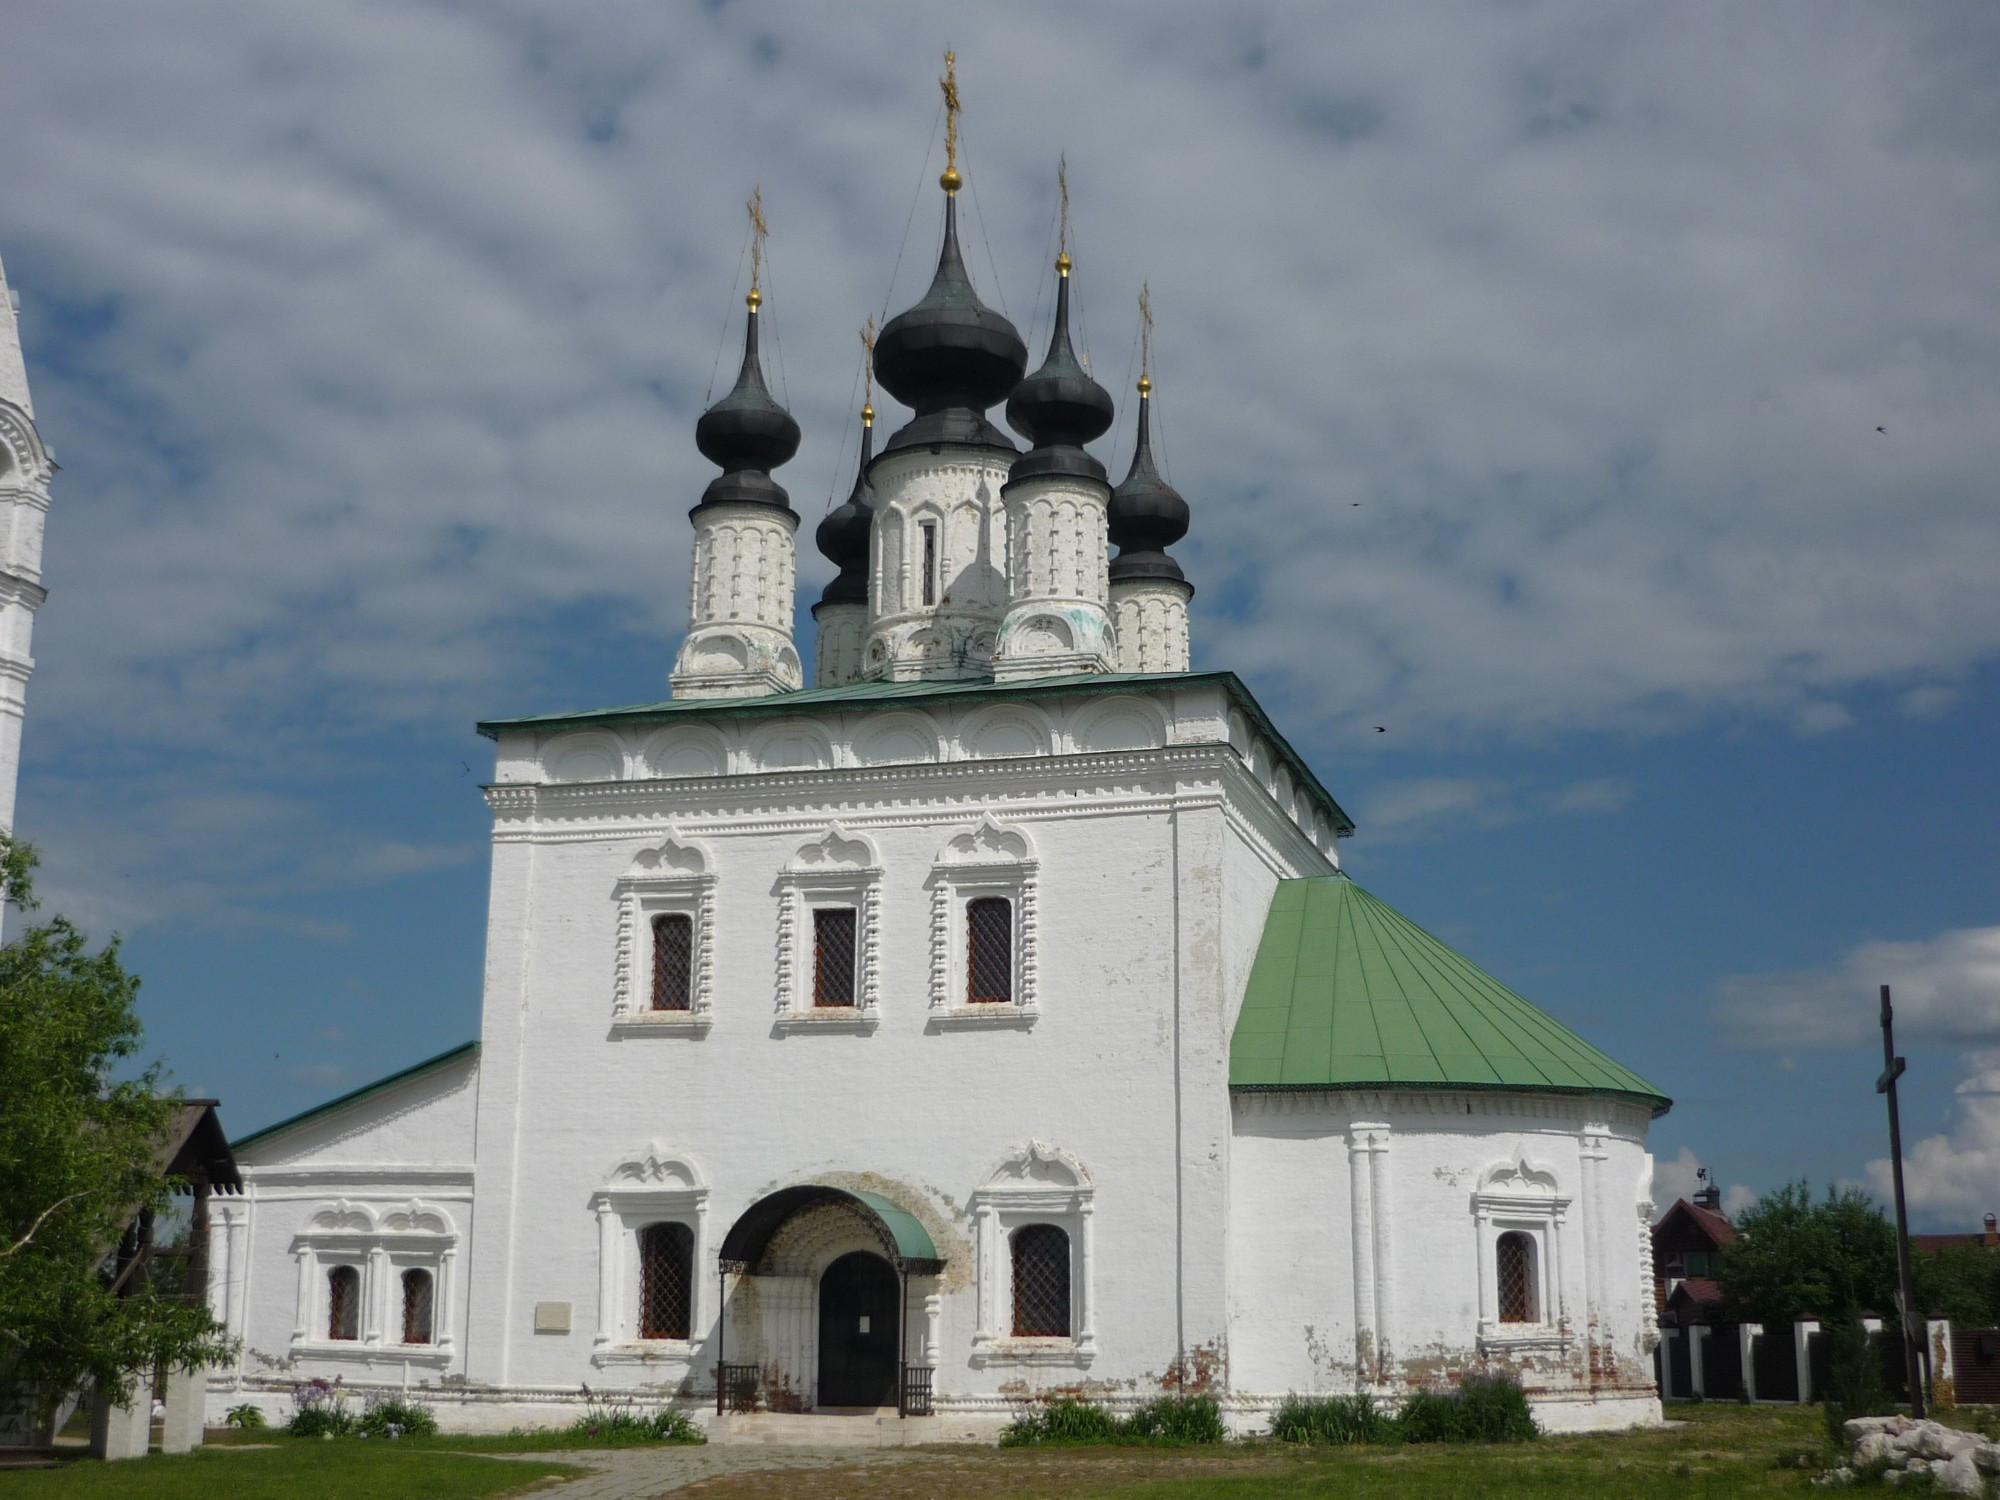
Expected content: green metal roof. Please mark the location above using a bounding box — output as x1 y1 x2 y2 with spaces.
1230 877 1670 1115
846 1189 943 1268
476 669 1354 836
230 1041 479 1154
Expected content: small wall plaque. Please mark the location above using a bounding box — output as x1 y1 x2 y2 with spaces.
534 1301 572 1334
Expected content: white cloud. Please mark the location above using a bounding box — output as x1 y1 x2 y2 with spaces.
1716 926 2000 1050
1653 1147 1704 1211
1867 1052 2000 1226
1722 1183 1757 1219
0 5 1996 925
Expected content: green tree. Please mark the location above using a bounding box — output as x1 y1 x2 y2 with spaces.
1913 1242 2000 1328
1717 1181 1899 1328
0 836 234 1429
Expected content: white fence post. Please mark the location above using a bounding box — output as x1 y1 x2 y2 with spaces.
1795 1320 1820 1404
1740 1323 1761 1401
1689 1326 1709 1398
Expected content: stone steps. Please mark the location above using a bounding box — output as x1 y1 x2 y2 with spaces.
706 1410 1002 1448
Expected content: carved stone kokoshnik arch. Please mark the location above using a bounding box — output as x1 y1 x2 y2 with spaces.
712 1185 945 1418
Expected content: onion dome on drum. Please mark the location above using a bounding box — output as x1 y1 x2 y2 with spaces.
873 186 1028 456
692 289 801 515
1107 376 1191 587
1005 252 1113 485
815 405 875 609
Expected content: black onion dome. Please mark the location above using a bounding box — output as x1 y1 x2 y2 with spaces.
693 297 800 514
814 411 874 610
1005 263 1113 485
873 195 1027 455
1108 387 1191 587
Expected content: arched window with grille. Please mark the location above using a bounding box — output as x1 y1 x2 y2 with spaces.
967 897 1013 1003
327 1265 361 1341
651 913 693 1011
1011 1224 1071 1337
1496 1231 1537 1324
638 1222 695 1340
401 1268 434 1344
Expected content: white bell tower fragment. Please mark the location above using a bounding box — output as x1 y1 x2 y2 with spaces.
0 256 51 832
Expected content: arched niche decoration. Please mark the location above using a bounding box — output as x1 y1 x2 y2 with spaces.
611 832 716 1029
1069 696 1168 755
852 713 942 767
958 704 1053 761
750 720 833 772
289 1198 460 1354
544 729 626 784
639 725 726 780
969 1142 1095 1363
927 815 1039 1024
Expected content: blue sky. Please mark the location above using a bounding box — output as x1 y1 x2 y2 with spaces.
2 2 1997 1228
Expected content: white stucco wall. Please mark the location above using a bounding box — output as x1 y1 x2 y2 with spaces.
1228 1090 1661 1430
209 1050 478 1420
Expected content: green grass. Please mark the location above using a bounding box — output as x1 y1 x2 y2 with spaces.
0 1439 580 1499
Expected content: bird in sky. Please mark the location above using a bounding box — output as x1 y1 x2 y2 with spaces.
1876 425 1887 434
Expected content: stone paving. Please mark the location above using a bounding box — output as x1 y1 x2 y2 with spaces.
494 1444 930 1499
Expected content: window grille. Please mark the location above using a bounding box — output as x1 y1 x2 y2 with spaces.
638 1222 694 1340
401 1268 434 1345
651 913 693 1011
1497 1232 1536 1323
813 908 857 1007
327 1265 360 1341
921 521 938 607
1011 1224 1071 1337
967 897 1013 1003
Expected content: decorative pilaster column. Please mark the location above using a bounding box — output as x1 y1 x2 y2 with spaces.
292 1248 313 1341
923 1291 942 1366
437 1247 458 1351
976 1205 999 1342
1367 1125 1395 1369
1347 1124 1380 1383
1076 1200 1097 1348
594 1201 617 1346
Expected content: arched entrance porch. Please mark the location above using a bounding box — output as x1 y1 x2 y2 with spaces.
713 1185 945 1417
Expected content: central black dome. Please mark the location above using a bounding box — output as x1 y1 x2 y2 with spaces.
873 194 1027 455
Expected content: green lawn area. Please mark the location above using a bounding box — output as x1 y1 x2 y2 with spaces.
0 1404 1864 1499
0 1439 581 1500
680 1403 1839 1499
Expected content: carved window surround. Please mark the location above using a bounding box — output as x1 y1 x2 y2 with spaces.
970 1143 1094 1368
1472 1151 1573 1355
611 833 715 1035
927 815 1039 1031
589 1144 709 1364
774 826 882 1033
289 1199 458 1359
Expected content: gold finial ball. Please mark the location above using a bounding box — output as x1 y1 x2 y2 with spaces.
939 166 963 194
1056 251 1072 275
746 287 762 311
861 403 875 426
1137 374 1152 396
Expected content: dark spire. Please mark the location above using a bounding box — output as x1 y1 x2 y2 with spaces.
1005 253 1114 484
693 289 801 515
872 55 1027 456
1108 377 1191 588
815 405 875 610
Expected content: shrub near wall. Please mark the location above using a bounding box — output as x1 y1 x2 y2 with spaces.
1273 1375 1538 1446
1001 1395 1225 1446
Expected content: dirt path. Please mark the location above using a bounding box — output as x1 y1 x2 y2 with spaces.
498 1445 932 1500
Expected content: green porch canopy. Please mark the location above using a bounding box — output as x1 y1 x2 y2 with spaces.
1230 876 1670 1115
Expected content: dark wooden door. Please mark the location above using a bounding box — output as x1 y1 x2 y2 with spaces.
817 1251 898 1408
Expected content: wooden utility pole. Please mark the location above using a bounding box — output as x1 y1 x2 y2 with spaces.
1878 983 1926 1416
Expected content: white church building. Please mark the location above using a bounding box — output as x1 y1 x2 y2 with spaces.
201 147 1673 1435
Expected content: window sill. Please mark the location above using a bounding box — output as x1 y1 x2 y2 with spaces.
773 1006 879 1034
929 1004 1040 1032
1477 1323 1572 1355
971 1336 1094 1368
288 1340 453 1366
609 1011 713 1037
591 1341 701 1367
